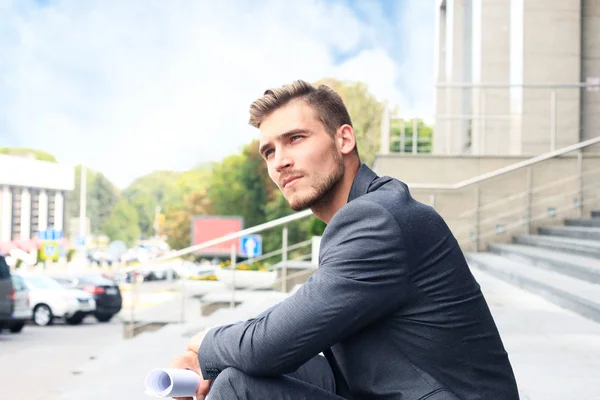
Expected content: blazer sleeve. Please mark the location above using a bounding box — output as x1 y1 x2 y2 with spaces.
197 199 409 379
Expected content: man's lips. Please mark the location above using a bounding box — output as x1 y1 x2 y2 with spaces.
282 176 302 188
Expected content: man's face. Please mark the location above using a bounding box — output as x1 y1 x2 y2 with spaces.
258 100 345 211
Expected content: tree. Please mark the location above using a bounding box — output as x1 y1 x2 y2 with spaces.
123 171 182 237
389 119 433 153
313 78 385 166
102 199 141 247
206 140 275 229
164 189 212 250
0 147 58 162
65 165 120 237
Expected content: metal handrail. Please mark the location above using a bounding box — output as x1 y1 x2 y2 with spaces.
128 209 313 271
451 182 599 236
408 136 600 190
456 168 600 218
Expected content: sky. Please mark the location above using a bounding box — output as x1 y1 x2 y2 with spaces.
0 0 436 188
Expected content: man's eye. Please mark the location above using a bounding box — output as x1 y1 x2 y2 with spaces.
265 149 274 157
291 135 302 141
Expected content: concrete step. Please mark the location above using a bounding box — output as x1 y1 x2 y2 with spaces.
592 210 600 218
466 252 600 323
565 217 600 228
538 225 600 241
488 243 600 284
514 234 600 259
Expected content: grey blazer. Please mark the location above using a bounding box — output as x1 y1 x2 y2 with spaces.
199 164 520 400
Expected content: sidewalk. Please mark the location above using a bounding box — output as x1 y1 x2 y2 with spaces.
59 269 600 399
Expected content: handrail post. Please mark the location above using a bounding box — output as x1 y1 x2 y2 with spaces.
412 118 418 154
526 167 533 234
282 225 288 292
400 119 406 153
577 150 583 218
475 187 481 252
230 244 236 309
550 90 557 151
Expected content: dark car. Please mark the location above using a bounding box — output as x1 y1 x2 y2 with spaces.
54 274 122 323
0 255 15 330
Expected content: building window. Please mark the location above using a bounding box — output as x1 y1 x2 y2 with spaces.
11 187 21 239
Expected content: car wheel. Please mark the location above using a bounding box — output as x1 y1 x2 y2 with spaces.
33 304 54 326
9 322 25 333
95 313 113 323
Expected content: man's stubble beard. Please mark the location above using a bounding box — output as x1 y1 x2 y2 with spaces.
287 148 345 212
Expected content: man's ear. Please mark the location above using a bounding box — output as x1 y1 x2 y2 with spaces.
336 124 357 156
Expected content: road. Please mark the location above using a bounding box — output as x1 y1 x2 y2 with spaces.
0 279 221 400
0 316 123 400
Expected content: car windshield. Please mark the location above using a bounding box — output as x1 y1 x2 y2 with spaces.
25 276 64 290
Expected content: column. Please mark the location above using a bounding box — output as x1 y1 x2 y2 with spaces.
1 186 11 241
38 190 48 232
54 191 64 231
20 188 31 240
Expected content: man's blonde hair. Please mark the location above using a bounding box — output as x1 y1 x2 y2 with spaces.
248 80 353 137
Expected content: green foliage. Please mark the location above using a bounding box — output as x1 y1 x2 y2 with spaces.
309 217 327 236
122 168 213 238
102 199 141 247
65 166 120 237
206 141 275 229
389 119 433 153
313 78 385 166
0 147 58 162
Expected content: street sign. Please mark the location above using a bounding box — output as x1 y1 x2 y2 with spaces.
38 228 63 241
240 235 262 258
40 241 59 261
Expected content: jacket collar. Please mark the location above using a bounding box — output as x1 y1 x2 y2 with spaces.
347 163 378 202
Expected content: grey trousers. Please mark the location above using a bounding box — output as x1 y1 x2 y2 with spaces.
206 354 346 399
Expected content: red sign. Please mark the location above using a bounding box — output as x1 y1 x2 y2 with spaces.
191 216 243 255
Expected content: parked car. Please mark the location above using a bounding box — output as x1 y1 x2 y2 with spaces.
53 273 122 323
16 274 96 326
6 274 32 333
0 254 15 331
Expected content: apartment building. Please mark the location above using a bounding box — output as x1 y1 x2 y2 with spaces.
0 154 74 246
434 0 600 155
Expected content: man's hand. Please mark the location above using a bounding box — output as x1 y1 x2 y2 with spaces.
169 326 216 400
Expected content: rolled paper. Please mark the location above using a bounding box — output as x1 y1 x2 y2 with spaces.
144 368 201 398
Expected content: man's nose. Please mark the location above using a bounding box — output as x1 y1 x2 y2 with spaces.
274 149 293 172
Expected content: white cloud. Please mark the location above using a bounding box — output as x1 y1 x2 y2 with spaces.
0 0 433 187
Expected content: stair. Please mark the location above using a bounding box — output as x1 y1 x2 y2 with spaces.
538 225 600 241
513 233 600 259
564 217 600 228
468 210 600 323
466 252 600 323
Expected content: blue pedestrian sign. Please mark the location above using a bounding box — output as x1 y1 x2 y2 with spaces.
38 228 63 241
240 235 262 258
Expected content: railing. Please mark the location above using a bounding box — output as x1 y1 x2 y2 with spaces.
380 108 433 155
433 81 600 155
123 208 316 332
406 136 600 252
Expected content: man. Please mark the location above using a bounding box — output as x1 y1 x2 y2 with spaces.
170 80 520 399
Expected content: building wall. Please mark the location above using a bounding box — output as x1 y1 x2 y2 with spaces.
581 0 600 151
520 0 581 154
0 156 74 242
434 0 596 157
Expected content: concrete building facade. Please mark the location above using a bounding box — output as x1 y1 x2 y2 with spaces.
434 0 600 156
0 154 74 245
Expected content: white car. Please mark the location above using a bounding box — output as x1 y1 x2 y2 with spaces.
16 274 96 326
